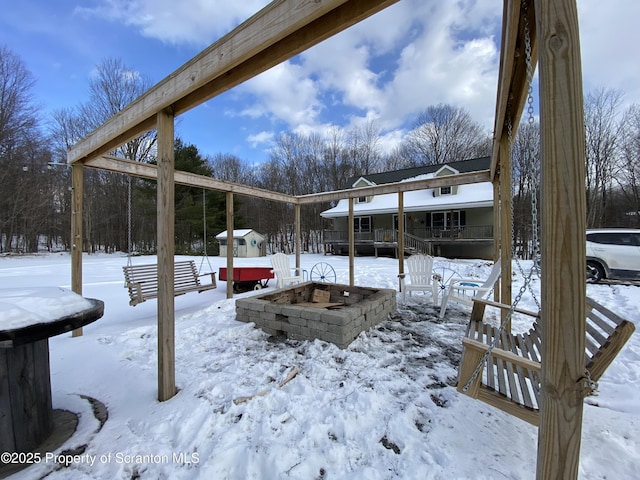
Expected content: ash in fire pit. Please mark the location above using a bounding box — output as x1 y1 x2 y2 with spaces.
235 282 396 348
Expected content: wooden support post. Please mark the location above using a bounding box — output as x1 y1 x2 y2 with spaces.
499 137 512 329
492 177 501 304
535 0 586 477
398 192 405 280
156 109 176 402
71 164 83 337
226 192 234 299
295 203 301 276
348 198 354 286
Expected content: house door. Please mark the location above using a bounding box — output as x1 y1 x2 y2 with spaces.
393 214 407 231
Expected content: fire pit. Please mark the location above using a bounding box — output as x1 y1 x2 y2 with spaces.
235 282 396 348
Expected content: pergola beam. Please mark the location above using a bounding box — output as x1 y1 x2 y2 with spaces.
87 155 490 207
66 0 399 165
491 0 537 179
88 155 297 204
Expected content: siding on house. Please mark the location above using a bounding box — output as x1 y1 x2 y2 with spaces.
321 157 494 259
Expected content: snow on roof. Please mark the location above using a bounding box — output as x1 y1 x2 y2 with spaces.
321 176 493 218
215 229 264 239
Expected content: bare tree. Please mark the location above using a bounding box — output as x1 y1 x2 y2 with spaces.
510 121 540 258
344 121 382 175
584 87 624 227
617 104 640 226
405 104 490 165
0 45 52 252
49 58 156 253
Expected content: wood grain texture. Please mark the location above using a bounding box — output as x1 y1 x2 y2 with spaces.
156 110 176 402
226 193 234 300
536 0 586 475
71 164 84 337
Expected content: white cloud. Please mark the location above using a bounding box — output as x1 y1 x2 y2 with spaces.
77 0 640 159
235 0 500 148
76 0 270 45
239 62 322 126
246 130 274 149
577 0 640 111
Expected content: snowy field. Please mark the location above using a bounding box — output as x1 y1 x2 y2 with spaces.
1 252 639 479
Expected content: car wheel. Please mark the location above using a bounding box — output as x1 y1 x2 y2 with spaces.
587 261 605 283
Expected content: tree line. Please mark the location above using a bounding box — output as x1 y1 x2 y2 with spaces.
1 48 639 257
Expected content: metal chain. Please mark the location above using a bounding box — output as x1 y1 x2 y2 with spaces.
198 189 214 274
127 176 133 267
462 0 539 392
464 0 595 396
462 264 538 392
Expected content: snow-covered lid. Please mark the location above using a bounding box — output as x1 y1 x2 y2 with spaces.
0 287 94 330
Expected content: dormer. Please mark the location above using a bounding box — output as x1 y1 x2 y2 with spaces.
351 177 376 203
433 165 460 197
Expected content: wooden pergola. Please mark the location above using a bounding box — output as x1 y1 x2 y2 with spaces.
67 1 586 477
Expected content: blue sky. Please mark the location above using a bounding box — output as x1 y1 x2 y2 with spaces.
1 0 639 164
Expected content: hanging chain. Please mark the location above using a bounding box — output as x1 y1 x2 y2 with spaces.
202 189 207 258
127 176 133 267
462 0 540 392
199 189 214 274
522 0 542 311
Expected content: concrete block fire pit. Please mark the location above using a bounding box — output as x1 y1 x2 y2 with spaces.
235 282 397 348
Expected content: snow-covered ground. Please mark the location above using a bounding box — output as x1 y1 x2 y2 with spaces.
1 252 638 479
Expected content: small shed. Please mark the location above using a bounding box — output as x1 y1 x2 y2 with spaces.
215 229 266 258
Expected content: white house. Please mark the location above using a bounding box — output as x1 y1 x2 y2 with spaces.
215 229 266 258
320 157 494 259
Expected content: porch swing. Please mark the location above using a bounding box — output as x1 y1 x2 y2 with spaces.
455 4 635 425
122 182 217 306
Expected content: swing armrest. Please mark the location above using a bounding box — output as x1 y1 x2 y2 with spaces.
462 338 541 372
472 298 540 318
198 271 217 287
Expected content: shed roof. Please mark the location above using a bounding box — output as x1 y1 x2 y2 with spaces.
215 229 264 239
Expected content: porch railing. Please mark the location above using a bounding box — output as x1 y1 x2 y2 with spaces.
325 225 493 244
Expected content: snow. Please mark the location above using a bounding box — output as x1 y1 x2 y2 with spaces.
320 174 493 217
215 229 260 239
0 252 639 479
0 287 93 330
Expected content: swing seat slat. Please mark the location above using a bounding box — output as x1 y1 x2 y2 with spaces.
123 260 217 306
457 296 635 426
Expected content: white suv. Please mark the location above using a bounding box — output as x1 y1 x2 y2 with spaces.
586 229 640 283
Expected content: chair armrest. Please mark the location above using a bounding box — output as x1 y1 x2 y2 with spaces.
473 298 539 318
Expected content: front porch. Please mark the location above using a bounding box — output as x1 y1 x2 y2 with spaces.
323 226 494 259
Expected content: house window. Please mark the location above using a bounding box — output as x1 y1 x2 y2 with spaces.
440 186 452 195
356 196 368 204
429 211 465 228
354 216 371 233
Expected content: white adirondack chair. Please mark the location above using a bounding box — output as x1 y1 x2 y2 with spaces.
270 253 303 288
398 254 438 304
439 259 502 319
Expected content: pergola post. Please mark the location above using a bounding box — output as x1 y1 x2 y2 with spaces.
71 164 83 337
157 108 176 402
397 191 405 271
499 137 512 327
226 192 234 299
348 198 354 286
295 203 301 274
535 0 586 477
